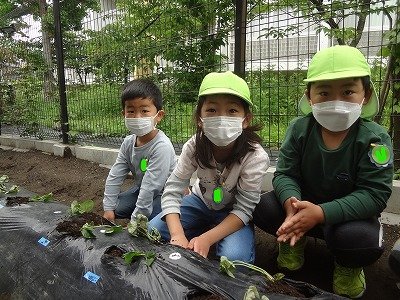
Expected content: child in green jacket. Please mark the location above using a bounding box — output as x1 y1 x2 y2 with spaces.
254 45 393 298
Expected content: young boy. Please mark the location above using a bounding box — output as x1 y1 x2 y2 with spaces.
103 79 176 222
253 45 393 298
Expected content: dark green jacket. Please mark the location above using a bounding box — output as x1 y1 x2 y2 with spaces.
273 114 393 225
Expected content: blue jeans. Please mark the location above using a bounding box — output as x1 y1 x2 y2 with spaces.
115 186 161 220
149 193 255 263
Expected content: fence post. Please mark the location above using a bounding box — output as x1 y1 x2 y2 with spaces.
53 0 69 144
234 0 247 78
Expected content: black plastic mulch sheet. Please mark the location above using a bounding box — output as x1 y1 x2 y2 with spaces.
0 194 346 300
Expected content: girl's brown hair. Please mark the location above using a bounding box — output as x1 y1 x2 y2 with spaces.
193 95 263 169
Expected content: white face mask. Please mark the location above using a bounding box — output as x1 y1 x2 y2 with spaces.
311 100 363 132
125 113 158 137
201 116 244 147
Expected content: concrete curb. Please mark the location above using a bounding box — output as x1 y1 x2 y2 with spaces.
0 133 399 216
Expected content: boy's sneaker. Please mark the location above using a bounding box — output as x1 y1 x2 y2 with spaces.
277 236 306 271
333 262 366 298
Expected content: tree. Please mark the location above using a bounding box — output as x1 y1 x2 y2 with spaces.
82 0 236 102
259 0 398 166
0 0 98 100
383 10 400 169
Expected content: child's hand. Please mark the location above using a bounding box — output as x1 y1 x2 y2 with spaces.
277 201 324 245
103 210 115 221
188 235 212 258
276 197 300 236
170 234 189 248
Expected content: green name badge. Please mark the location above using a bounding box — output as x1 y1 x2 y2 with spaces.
370 144 391 167
213 187 223 204
140 158 148 172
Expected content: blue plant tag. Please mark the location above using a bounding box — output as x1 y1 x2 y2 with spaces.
38 237 50 246
0 204 3 209
84 271 100 284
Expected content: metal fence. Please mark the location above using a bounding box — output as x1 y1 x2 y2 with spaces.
0 0 399 165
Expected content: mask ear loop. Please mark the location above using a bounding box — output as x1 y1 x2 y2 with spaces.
152 111 160 127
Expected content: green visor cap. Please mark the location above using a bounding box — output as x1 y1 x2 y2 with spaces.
299 45 379 119
198 71 252 106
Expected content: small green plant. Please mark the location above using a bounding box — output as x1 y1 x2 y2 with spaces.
5 185 19 194
219 256 284 282
0 175 19 194
127 214 161 243
394 169 400 180
81 222 97 239
244 285 269 300
123 250 156 267
30 192 54 202
70 199 94 215
80 222 123 239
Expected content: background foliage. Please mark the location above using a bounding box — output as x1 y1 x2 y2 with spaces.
0 0 399 168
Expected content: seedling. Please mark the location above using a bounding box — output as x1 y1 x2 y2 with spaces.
244 285 269 300
81 222 97 239
219 256 284 282
123 250 156 267
5 185 19 194
127 214 161 243
0 175 8 183
394 169 400 180
30 192 54 202
0 175 19 194
80 222 123 239
70 199 94 215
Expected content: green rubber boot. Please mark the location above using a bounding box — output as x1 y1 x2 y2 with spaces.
333 262 366 298
277 236 306 271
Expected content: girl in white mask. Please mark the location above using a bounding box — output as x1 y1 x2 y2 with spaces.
149 71 270 264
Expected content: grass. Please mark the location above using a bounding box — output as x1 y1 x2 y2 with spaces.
4 83 292 147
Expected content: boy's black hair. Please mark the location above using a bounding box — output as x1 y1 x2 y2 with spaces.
306 76 371 98
121 79 163 110
193 95 263 169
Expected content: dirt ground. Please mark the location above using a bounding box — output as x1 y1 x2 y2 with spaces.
0 147 399 299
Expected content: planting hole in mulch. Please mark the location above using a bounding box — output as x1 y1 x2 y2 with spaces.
104 245 125 258
5 196 30 206
263 279 306 297
56 212 113 237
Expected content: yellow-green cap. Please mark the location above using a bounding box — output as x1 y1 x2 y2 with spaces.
299 45 379 119
198 71 252 106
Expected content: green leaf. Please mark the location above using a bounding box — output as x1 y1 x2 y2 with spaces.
144 251 156 267
31 192 54 202
127 220 139 237
70 200 80 215
104 225 123 235
70 199 94 215
219 256 236 278
0 175 9 183
136 214 150 233
81 222 96 239
380 46 390 57
244 286 260 300
123 250 145 264
127 214 161 242
5 185 19 194
273 273 285 281
123 250 156 267
78 199 95 213
148 227 161 242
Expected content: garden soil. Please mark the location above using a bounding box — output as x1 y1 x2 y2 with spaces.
0 148 399 299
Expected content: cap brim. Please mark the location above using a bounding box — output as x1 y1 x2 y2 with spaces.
299 82 379 120
199 87 252 106
304 70 370 82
